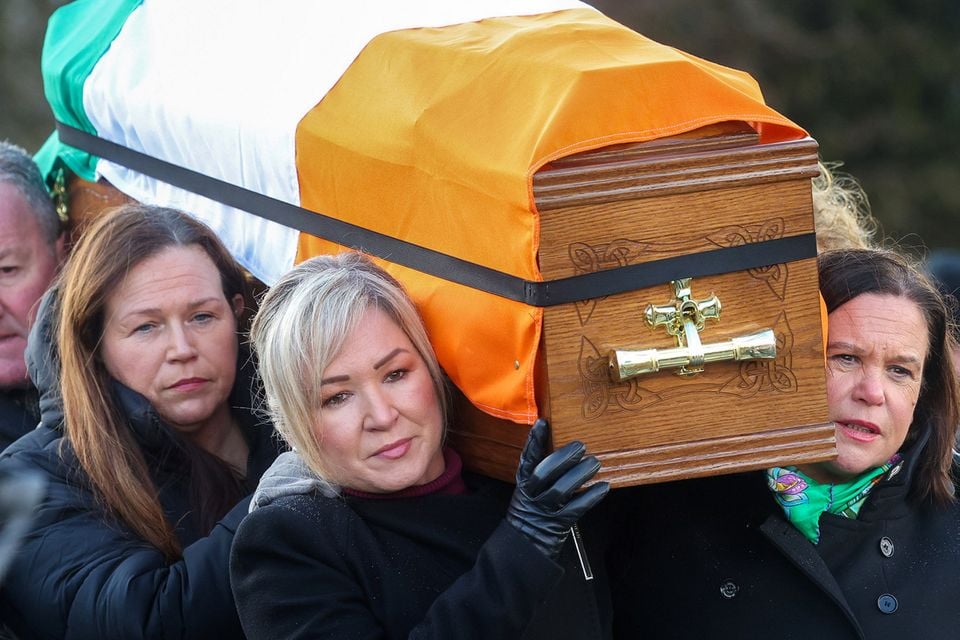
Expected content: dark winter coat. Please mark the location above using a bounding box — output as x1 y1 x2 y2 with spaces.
0 385 39 451
0 290 283 639
610 426 960 639
230 451 613 640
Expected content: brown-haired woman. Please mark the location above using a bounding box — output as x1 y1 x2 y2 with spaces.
611 247 960 639
0 204 283 639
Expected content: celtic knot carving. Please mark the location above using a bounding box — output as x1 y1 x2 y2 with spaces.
576 312 797 419
578 336 663 419
568 239 651 326
564 217 791 327
719 311 797 398
707 218 788 300
566 216 801 418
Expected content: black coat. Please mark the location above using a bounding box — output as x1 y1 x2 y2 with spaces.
610 428 960 639
0 385 39 451
0 290 283 639
231 461 612 640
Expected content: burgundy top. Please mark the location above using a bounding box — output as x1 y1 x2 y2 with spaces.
342 447 468 500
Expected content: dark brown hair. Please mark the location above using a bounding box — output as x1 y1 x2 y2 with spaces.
818 248 959 505
58 204 249 560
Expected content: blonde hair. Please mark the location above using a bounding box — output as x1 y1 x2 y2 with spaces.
812 161 878 251
250 253 448 482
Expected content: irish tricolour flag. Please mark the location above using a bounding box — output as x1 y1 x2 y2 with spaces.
39 0 805 423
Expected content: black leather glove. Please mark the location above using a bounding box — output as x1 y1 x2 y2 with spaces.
505 418 610 560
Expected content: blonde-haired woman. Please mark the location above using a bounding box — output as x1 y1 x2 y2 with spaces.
0 204 282 639
231 252 611 639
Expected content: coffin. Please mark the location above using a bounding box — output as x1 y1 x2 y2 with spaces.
448 121 834 485
39 2 834 487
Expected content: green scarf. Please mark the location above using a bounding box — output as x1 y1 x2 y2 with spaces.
766 455 901 544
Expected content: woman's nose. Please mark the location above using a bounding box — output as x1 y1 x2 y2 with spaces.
362 387 398 430
166 324 198 360
852 369 885 406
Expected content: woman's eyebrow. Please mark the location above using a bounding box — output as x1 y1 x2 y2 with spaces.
889 353 924 366
826 340 862 353
373 348 408 370
321 348 412 384
116 296 224 321
828 341 924 365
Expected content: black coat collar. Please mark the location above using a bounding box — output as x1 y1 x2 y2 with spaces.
114 347 275 471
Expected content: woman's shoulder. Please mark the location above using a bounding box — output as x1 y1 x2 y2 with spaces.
1 420 59 452
1 429 100 527
269 490 347 512
245 492 354 531
235 493 358 560
0 423 77 479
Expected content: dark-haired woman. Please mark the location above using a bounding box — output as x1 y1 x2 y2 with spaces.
0 204 282 639
611 247 960 639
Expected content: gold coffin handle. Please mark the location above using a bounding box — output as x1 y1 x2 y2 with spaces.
608 328 777 382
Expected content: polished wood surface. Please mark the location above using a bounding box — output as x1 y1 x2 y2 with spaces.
451 122 834 486
64 176 133 243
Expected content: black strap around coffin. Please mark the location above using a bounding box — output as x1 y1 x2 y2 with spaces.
56 121 817 307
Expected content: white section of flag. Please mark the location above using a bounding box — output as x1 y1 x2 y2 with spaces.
82 0 591 284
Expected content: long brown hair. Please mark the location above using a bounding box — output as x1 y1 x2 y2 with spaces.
58 204 249 560
818 248 960 505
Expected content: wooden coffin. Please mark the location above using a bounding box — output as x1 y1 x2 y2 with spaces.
448 121 835 487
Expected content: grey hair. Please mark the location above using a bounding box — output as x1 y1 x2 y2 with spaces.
0 140 60 245
250 252 449 482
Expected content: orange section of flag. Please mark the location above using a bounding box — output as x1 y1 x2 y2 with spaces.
295 8 806 424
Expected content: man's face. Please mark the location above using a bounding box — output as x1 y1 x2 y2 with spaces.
0 182 62 388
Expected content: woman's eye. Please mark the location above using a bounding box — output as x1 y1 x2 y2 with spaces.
0 265 20 277
385 369 408 383
322 392 349 408
832 353 857 364
889 365 914 379
193 312 215 323
132 323 155 334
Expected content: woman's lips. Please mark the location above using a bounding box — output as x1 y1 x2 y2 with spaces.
373 438 412 460
837 419 880 442
169 377 207 392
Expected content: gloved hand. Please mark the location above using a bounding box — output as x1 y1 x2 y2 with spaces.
505 418 610 560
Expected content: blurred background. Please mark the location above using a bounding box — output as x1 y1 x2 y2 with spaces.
2 0 957 250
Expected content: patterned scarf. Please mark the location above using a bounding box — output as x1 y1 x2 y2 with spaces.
766 455 902 544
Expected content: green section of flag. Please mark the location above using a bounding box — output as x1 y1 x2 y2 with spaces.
35 0 142 184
